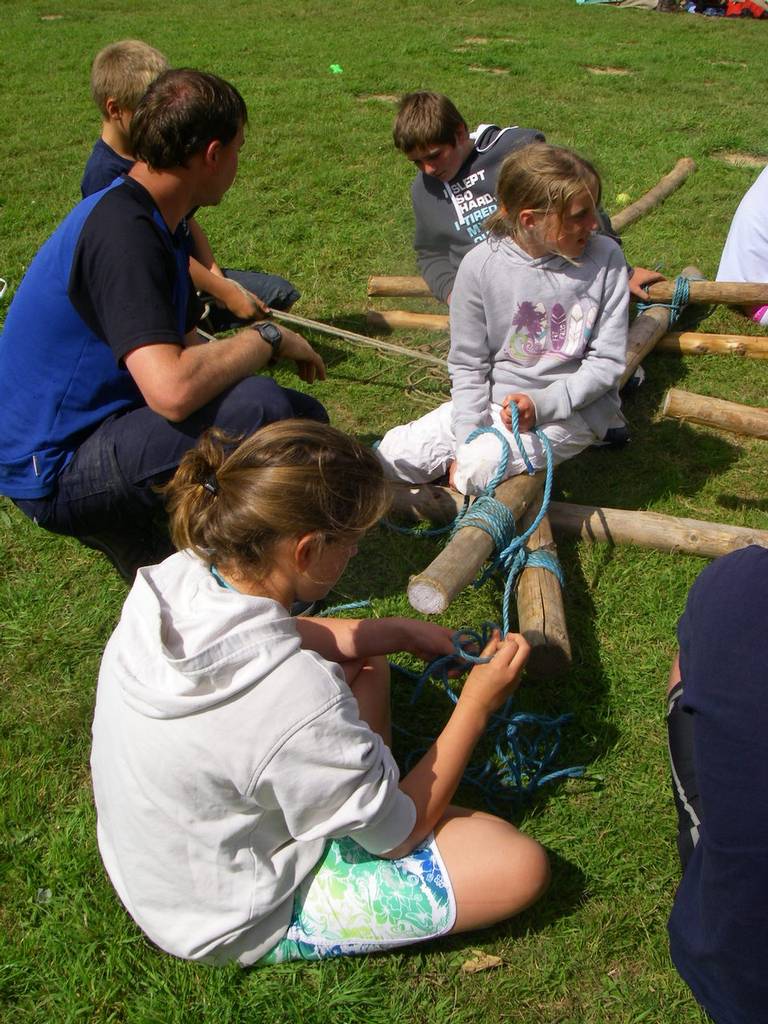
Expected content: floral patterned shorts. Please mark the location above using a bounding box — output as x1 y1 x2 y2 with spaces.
260 834 456 963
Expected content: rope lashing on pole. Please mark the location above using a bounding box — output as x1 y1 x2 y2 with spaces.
636 274 691 324
380 404 563 633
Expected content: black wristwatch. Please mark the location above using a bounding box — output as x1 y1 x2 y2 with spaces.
252 321 282 364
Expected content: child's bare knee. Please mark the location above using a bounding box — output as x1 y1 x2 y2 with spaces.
517 837 550 906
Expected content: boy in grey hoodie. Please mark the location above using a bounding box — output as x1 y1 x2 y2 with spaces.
393 92 661 304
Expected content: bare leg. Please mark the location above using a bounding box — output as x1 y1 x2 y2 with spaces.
343 655 392 747
434 805 550 934
668 651 681 694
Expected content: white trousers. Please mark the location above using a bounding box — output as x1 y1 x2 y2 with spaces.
376 401 599 495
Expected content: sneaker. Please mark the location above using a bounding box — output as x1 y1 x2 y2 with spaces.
591 425 631 450
79 527 175 584
620 364 646 398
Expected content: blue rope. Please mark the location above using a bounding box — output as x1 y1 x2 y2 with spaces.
448 410 562 635
393 624 584 803
316 600 370 617
635 273 690 325
331 403 584 802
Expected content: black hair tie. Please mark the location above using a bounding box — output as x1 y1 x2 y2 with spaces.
202 474 219 496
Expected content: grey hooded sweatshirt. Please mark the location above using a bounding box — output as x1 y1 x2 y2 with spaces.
448 233 629 446
412 124 546 302
91 552 415 965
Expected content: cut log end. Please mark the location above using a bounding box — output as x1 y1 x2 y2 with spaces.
407 577 449 615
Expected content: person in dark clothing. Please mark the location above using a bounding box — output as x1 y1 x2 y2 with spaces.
666 545 768 1024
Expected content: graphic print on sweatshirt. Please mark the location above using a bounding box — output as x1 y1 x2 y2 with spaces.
447 169 497 247
504 299 598 365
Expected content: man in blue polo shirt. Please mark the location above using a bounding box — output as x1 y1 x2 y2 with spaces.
0 69 327 580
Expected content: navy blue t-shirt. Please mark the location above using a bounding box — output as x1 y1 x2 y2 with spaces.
0 177 202 498
668 545 768 1024
80 138 133 199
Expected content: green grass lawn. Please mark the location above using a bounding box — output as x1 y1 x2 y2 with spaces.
1 1 766 1021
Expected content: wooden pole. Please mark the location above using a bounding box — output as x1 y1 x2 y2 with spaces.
515 510 571 677
406 473 545 615
367 309 449 333
367 275 433 298
656 332 768 359
610 157 696 233
388 484 768 557
366 276 768 306
547 501 768 557
269 309 447 369
646 279 768 305
623 265 704 386
662 388 768 439
389 481 465 523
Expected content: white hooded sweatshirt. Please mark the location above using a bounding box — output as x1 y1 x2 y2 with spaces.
91 552 416 965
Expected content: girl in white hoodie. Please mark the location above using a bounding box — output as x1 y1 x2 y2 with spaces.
91 420 548 965
377 143 629 495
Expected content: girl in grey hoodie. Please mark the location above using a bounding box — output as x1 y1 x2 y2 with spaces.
377 143 629 495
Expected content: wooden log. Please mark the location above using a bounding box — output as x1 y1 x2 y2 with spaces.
406 474 545 615
610 157 696 233
515 511 571 677
389 482 465 523
269 309 447 369
662 388 768 439
388 484 768 558
547 501 768 557
646 280 768 306
367 275 433 298
367 309 449 333
623 264 704 386
657 332 768 359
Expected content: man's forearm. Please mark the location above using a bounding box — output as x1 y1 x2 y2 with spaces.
124 328 273 422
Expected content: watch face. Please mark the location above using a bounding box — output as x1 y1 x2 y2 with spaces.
258 322 281 343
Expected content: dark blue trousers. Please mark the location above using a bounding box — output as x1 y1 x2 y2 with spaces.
14 375 327 539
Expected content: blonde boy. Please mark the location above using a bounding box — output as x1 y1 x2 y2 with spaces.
81 40 299 321
81 40 168 198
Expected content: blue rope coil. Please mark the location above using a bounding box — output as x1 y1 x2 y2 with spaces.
318 607 584 800
393 624 584 803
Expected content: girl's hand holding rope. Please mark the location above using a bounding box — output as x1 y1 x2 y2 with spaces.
459 630 530 717
501 393 536 432
392 618 456 664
